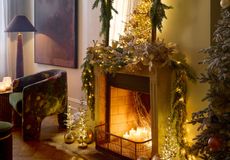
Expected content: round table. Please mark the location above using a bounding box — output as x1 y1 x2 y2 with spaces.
0 90 12 122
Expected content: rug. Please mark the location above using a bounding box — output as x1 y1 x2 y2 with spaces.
44 132 113 160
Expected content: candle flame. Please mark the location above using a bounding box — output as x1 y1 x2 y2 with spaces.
123 127 151 142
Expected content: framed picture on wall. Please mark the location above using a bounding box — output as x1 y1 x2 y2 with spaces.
35 0 78 68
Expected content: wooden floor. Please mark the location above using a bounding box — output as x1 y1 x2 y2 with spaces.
12 115 120 160
12 115 85 160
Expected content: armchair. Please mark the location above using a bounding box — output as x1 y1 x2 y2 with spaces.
9 69 67 140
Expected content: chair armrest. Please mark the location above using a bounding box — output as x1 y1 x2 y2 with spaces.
22 74 67 116
9 92 23 114
12 72 50 92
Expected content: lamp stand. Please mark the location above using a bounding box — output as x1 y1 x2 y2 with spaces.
16 33 23 78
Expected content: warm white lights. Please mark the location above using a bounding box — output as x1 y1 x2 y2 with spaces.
0 77 12 92
123 127 151 142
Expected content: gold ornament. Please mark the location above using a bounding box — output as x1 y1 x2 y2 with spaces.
64 131 75 144
85 129 94 144
220 0 230 9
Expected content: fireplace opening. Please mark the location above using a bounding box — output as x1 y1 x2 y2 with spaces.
95 73 152 160
110 87 151 141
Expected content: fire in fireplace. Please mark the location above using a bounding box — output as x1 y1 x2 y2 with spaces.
123 127 151 142
95 73 153 159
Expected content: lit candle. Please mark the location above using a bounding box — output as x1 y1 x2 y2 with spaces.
142 127 148 139
123 132 129 139
3 77 12 90
3 82 10 90
129 128 135 136
123 127 151 142
3 77 12 83
0 82 6 92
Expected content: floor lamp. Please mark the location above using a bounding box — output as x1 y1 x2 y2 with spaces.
5 15 36 78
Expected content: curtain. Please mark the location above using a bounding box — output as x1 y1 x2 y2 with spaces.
1 0 30 79
109 0 139 43
0 0 7 79
0 0 19 79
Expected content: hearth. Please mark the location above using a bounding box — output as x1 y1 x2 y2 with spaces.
94 67 172 159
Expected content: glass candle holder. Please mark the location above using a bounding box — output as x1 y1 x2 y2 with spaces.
2 77 12 90
0 82 6 92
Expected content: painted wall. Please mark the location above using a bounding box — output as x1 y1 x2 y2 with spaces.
25 0 103 102
158 0 210 143
8 0 103 103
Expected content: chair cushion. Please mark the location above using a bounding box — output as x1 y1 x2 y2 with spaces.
9 92 23 114
0 121 13 138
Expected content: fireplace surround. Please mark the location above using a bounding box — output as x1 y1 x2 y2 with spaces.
94 66 173 159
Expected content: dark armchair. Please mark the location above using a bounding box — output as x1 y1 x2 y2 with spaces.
9 69 67 140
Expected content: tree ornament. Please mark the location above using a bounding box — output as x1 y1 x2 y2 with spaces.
208 136 222 152
78 136 88 149
76 100 88 149
85 129 94 144
220 0 230 9
64 105 76 144
64 131 75 144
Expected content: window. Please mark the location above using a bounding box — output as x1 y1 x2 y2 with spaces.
0 0 7 78
109 0 138 43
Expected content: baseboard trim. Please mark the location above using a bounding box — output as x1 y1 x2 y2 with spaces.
68 97 81 104
68 97 87 106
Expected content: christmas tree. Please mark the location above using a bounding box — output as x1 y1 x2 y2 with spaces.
76 100 88 148
190 2 230 159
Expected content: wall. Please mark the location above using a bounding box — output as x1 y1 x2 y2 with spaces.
7 0 103 104
158 0 210 142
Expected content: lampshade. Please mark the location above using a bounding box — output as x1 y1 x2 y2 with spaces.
5 15 36 32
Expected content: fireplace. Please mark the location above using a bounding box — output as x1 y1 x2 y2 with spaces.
94 66 172 159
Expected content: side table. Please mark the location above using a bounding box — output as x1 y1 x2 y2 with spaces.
0 91 12 122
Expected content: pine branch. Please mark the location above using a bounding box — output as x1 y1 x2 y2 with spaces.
150 0 172 32
92 0 117 44
92 0 100 9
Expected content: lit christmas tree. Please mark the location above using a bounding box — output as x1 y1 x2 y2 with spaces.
122 0 152 43
160 117 177 160
76 100 88 148
190 1 230 159
65 105 75 131
64 105 77 144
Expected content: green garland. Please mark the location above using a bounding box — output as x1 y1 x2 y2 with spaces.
81 38 197 121
173 69 190 159
150 0 173 32
81 59 95 119
92 0 117 45
160 60 196 160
